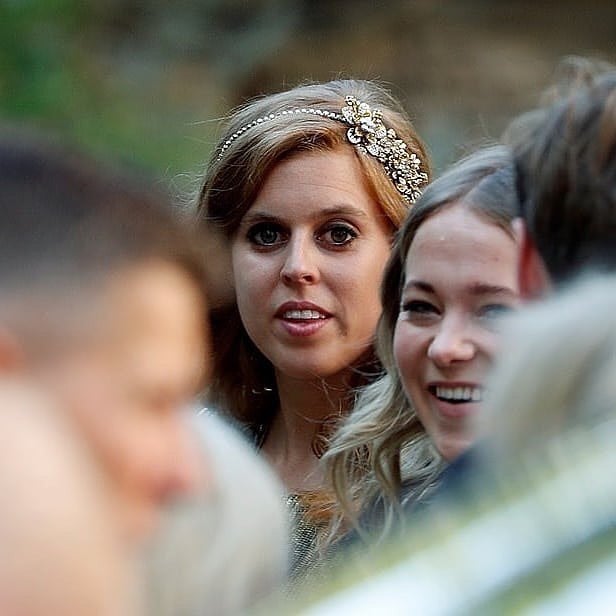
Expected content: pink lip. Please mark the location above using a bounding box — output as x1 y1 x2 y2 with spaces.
274 301 332 338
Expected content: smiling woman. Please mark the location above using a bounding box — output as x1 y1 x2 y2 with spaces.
324 144 521 547
395 205 519 461
195 79 430 577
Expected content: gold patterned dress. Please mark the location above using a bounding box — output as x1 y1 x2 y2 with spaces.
286 493 321 579
253 424 330 583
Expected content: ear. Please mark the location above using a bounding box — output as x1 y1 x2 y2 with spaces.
512 218 552 300
0 327 26 374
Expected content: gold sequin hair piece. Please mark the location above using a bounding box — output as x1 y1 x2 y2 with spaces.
216 95 428 204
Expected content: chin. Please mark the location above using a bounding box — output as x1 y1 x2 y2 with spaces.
438 440 472 462
278 364 332 381
279 360 352 382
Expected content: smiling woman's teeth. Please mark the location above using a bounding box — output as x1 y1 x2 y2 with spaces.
435 386 482 403
283 309 326 320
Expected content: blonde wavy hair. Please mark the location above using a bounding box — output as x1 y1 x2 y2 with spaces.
323 145 519 544
195 79 431 432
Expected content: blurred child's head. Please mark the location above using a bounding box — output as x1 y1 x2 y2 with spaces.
0 132 211 540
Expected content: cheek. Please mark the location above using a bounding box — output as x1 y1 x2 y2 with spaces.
393 323 419 389
359 242 391 292
331 272 382 340
78 392 142 479
233 276 269 346
480 329 501 363
231 260 259 322
113 418 166 475
231 249 275 307
57 368 150 485
93 407 175 504
231 248 250 294
333 248 389 315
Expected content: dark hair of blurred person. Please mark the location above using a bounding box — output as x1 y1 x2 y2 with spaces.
0 129 211 541
508 57 616 296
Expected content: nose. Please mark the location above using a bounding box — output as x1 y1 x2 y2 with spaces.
280 235 320 286
427 318 476 367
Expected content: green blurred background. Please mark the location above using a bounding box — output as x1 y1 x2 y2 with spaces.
1 0 615 194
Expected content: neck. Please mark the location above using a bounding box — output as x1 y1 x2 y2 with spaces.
261 371 353 493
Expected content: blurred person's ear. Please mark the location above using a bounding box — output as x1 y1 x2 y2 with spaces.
0 328 24 372
513 218 552 300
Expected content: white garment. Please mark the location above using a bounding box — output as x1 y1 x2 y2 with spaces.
144 412 288 616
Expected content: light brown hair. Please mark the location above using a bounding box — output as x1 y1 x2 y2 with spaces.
196 79 431 431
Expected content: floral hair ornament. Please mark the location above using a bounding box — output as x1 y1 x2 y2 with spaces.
216 95 428 204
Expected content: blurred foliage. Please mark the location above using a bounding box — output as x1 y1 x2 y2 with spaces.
0 0 215 182
0 0 83 119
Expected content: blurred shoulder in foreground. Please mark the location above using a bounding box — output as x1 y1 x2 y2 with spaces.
144 411 289 616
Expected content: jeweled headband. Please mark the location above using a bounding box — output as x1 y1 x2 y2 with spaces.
216 95 428 204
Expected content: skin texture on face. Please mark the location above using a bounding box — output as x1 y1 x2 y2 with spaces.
34 261 209 541
231 146 393 384
394 204 520 461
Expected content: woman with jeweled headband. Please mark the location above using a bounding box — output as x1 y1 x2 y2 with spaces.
195 79 430 577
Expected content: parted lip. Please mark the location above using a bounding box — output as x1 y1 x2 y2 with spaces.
275 301 332 319
427 381 484 405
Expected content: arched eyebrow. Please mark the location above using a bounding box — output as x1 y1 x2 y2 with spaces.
241 205 368 227
402 280 517 298
318 206 368 219
467 282 518 297
402 280 434 295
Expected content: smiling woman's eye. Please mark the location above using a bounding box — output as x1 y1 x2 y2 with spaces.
477 303 515 328
478 303 513 319
318 223 358 247
247 222 286 247
400 300 439 318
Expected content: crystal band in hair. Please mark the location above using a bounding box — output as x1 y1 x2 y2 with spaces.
216 96 428 204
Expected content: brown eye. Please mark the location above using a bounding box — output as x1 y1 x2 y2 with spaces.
247 223 286 246
319 223 358 247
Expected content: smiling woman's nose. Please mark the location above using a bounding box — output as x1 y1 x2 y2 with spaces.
427 322 475 366
280 239 320 285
